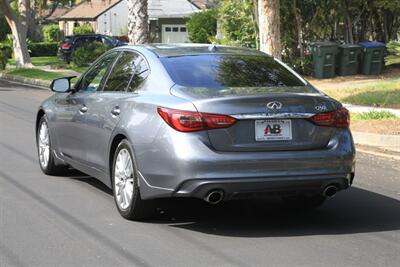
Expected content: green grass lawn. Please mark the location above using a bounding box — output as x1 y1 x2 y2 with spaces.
351 111 399 121
68 64 88 74
321 77 400 108
8 56 64 66
2 68 66 81
7 56 86 74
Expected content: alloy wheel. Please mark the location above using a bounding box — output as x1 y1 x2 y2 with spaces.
38 121 50 169
114 148 135 210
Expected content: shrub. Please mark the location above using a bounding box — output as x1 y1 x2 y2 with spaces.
28 42 58 56
186 10 217 43
73 23 94 35
387 41 400 56
71 42 109 67
0 13 11 41
42 24 61 43
0 43 12 70
0 42 12 56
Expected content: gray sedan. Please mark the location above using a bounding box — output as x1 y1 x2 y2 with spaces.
36 44 355 220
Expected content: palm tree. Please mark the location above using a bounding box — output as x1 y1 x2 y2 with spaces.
127 0 149 44
258 0 281 59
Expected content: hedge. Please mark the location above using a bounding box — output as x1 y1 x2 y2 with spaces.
42 24 61 43
0 49 11 70
28 42 58 57
72 41 109 67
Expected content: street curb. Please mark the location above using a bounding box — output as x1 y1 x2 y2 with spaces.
356 147 400 161
0 73 50 89
352 131 400 152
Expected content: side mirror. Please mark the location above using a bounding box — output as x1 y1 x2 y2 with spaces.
50 76 76 93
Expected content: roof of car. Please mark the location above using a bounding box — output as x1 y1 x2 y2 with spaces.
138 44 267 57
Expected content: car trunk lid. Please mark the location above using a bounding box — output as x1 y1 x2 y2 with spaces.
171 86 341 152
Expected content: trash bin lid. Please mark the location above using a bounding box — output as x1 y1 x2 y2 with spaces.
359 42 385 48
338 44 361 49
311 42 338 47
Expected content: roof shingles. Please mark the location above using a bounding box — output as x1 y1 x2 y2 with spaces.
60 0 201 21
60 0 121 20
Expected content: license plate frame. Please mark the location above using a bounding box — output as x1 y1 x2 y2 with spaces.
255 119 292 141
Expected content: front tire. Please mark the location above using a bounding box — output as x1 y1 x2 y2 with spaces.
37 115 68 175
112 139 153 220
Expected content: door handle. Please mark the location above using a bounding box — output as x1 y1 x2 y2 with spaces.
79 106 88 113
111 107 121 116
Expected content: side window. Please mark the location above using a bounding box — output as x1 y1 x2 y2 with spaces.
76 52 118 93
103 51 149 92
127 56 149 92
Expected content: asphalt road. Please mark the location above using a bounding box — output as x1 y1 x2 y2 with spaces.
1 79 400 267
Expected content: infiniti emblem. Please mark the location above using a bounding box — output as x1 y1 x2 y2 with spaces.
266 101 283 110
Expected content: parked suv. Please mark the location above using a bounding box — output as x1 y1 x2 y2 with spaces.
58 34 125 63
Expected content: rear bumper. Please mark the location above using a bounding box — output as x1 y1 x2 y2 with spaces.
173 173 353 201
135 128 355 200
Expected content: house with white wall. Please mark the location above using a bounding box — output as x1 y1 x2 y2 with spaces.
59 0 208 43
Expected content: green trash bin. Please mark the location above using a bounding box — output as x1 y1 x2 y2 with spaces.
337 44 361 76
310 42 338 78
359 42 386 75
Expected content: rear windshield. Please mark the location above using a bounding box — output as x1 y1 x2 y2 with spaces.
63 37 73 44
160 54 307 88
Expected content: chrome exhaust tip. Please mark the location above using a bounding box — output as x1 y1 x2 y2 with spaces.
204 190 224 205
323 185 338 198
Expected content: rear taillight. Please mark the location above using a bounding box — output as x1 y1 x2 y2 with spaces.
157 107 237 132
61 43 72 49
308 107 350 128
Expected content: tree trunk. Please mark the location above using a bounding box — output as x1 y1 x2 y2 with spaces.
258 0 281 59
127 0 149 44
292 0 303 59
343 0 354 44
372 10 384 42
0 0 32 68
252 0 259 50
26 0 41 41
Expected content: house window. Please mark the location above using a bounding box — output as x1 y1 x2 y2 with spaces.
180 27 186 32
172 27 179 32
165 27 171 32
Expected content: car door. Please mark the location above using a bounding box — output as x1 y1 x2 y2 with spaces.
84 51 150 173
54 52 119 164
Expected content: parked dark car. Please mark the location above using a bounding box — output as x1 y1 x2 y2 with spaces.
37 44 355 221
58 34 125 63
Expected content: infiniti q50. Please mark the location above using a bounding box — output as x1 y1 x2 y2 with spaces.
36 44 355 220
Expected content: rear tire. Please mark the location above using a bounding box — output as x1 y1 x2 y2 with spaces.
112 139 154 220
36 115 69 175
282 194 326 211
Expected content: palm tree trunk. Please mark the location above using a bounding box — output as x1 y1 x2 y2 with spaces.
127 0 149 44
258 0 281 59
